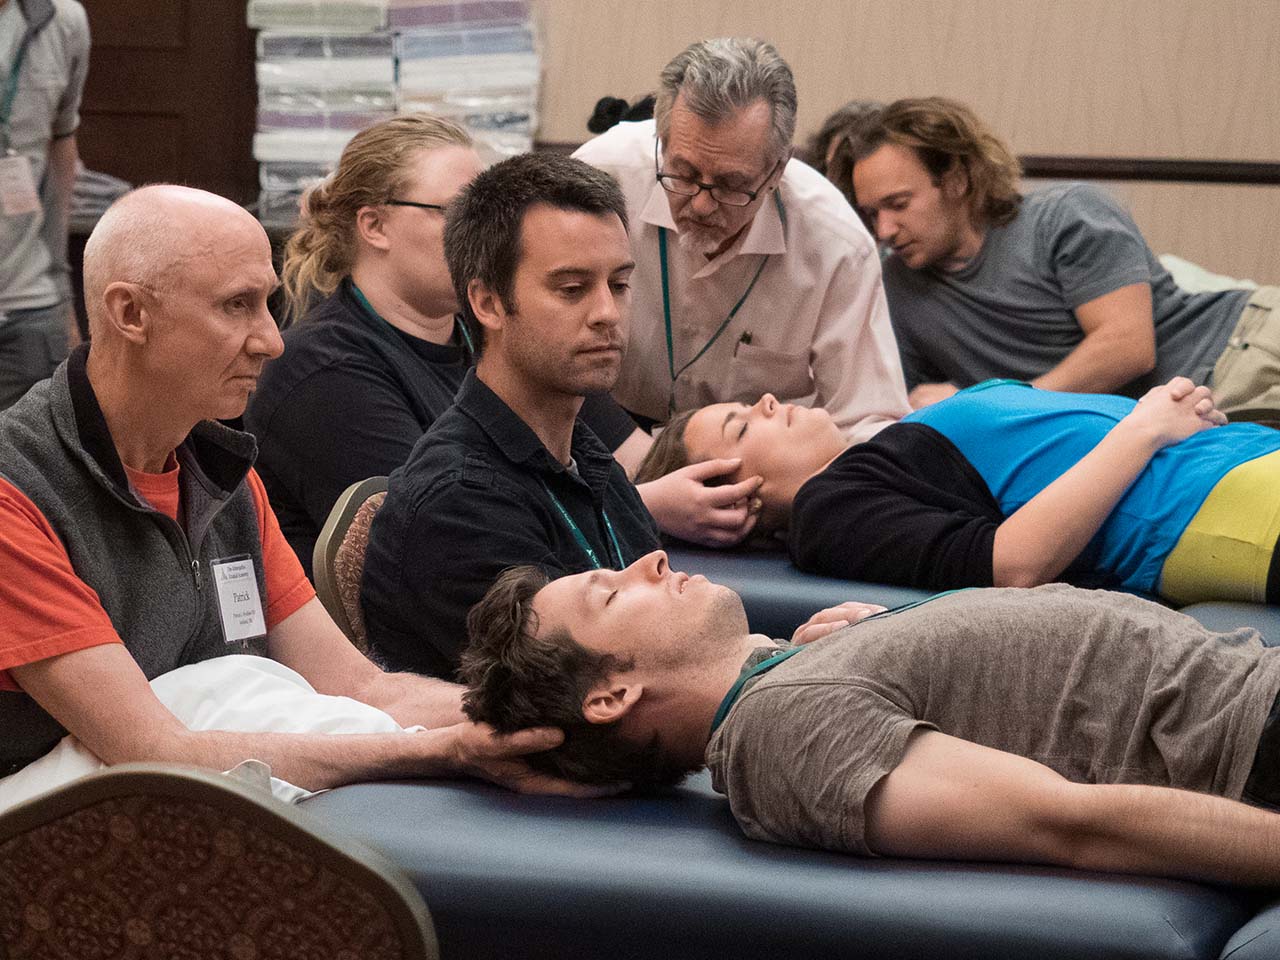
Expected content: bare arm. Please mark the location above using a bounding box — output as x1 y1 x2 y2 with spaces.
1031 283 1156 394
266 596 464 729
44 134 81 345
611 426 653 477
865 730 1280 886
10 642 589 794
991 377 1224 588
10 597 612 797
907 382 959 410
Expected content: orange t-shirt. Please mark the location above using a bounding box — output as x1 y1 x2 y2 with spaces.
0 463 315 691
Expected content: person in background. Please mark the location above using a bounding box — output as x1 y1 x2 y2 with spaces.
0 0 89 408
798 98 884 216
245 115 762 576
849 97 1279 413
574 37 908 445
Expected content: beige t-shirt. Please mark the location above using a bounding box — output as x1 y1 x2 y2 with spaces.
706 584 1280 855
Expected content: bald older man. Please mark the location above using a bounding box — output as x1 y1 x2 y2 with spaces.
0 185 596 797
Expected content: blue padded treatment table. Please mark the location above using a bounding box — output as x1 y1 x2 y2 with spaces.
1223 898 1280 959
669 548 1280 641
1180 601 1280 639
301 553 1280 958
302 772 1261 960
667 546 934 637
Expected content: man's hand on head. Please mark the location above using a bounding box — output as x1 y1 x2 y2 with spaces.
790 601 887 645
638 459 763 547
443 721 629 798
907 382 959 410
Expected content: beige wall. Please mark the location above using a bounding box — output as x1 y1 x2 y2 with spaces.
534 0 1279 279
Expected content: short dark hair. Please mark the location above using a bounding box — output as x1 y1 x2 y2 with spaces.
849 96 1023 227
462 565 691 787
800 100 885 222
443 152 629 354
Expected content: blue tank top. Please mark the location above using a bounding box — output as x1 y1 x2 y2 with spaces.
904 381 1280 592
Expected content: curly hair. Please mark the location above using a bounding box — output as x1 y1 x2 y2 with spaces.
279 114 472 326
850 96 1022 227
461 565 694 787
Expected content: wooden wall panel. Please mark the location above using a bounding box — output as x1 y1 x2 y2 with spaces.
1073 181 1280 284
79 0 258 203
533 0 1280 161
532 0 1279 280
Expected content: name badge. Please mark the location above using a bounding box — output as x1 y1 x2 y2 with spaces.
0 154 40 217
212 554 266 646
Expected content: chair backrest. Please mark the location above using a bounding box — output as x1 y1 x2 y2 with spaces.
314 476 389 652
0 763 438 960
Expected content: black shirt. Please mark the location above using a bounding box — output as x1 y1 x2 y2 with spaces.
361 369 661 678
788 422 1003 589
244 280 639 576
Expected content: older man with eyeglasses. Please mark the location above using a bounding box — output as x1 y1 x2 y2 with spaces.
574 37 909 445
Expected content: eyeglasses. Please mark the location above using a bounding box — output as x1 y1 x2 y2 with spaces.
654 139 783 207
385 199 447 212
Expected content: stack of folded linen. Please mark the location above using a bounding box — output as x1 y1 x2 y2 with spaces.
395 3 539 162
252 29 397 226
247 0 390 32
247 0 540 225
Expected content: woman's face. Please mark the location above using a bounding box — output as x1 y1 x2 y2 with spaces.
682 393 845 524
380 144 484 317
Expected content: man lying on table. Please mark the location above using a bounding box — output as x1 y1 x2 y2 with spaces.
464 550 1280 885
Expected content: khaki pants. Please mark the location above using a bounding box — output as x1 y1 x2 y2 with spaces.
1212 285 1280 418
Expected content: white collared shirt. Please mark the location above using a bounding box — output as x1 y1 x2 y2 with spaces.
574 119 908 443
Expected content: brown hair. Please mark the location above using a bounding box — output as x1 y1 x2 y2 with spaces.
850 96 1022 227
634 410 696 485
443 152 628 356
461 566 692 787
279 113 472 325
800 100 885 212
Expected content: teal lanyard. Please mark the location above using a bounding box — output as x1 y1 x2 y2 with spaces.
658 192 786 414
709 587 974 734
349 280 473 359
710 645 805 734
540 480 624 570
0 26 33 153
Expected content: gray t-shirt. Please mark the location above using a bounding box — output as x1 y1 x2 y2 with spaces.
0 0 90 312
706 584 1280 856
883 183 1251 395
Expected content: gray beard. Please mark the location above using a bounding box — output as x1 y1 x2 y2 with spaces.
676 224 727 256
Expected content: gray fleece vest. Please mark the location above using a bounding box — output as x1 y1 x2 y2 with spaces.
0 347 269 773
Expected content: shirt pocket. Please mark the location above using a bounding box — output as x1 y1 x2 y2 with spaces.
10 70 63 150
726 342 813 403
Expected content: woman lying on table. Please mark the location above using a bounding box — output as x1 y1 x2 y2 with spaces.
636 377 1280 605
